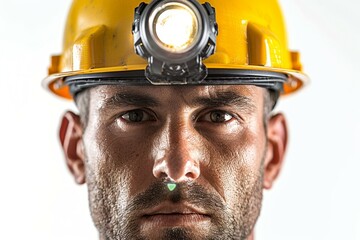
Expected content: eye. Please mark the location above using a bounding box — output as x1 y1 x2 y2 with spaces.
200 110 234 123
120 110 154 123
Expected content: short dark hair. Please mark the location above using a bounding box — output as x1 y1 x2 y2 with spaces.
74 90 91 129
264 89 279 116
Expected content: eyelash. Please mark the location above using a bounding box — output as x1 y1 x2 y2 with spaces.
119 109 156 123
117 109 236 124
197 110 235 124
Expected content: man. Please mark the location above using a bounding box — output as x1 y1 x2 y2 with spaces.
43 0 308 239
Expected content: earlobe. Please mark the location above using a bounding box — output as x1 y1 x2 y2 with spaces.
263 113 288 189
59 111 86 184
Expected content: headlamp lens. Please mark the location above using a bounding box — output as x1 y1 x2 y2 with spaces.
152 3 198 52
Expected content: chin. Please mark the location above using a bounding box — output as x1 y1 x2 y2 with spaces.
141 227 206 240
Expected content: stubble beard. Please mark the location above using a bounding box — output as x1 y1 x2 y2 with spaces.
85 159 264 240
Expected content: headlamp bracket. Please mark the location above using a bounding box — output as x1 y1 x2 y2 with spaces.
133 0 218 84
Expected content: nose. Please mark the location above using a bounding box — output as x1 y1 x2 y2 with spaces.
152 121 201 182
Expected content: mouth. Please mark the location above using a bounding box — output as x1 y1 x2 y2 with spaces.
140 202 211 228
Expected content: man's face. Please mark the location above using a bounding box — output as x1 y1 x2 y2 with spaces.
62 85 286 240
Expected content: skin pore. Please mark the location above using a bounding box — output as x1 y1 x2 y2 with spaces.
59 85 287 240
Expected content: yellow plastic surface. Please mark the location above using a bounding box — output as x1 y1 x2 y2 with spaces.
43 0 309 99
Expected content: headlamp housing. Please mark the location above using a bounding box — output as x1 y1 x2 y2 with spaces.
133 0 218 84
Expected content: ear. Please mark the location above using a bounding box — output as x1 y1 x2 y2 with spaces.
59 111 86 184
263 113 288 189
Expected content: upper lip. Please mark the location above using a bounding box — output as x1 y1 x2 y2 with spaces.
142 202 210 217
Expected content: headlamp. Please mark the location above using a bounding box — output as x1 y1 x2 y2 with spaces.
133 0 218 84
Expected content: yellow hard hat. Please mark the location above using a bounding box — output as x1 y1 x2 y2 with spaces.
43 0 308 100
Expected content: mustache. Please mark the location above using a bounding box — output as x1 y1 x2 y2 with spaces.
117 181 229 239
126 181 226 215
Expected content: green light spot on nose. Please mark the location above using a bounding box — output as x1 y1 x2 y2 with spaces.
167 183 177 191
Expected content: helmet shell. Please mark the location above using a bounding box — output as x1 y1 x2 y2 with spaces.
43 0 308 99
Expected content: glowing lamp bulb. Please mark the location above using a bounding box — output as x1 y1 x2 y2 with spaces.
154 5 198 52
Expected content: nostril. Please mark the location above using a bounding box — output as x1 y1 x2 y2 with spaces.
152 162 168 179
186 171 197 179
185 163 200 180
152 157 201 182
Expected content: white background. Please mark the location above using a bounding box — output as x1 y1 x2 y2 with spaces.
0 0 359 239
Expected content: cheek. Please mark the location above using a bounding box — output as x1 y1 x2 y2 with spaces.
204 122 266 203
83 123 156 204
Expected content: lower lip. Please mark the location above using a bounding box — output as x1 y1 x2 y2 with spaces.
141 213 211 227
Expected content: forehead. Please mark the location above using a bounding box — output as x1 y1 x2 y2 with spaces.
88 85 265 109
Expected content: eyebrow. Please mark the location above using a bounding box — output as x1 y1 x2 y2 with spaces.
192 91 256 112
102 93 160 109
101 90 256 112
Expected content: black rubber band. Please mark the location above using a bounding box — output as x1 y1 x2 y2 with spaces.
65 69 286 97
